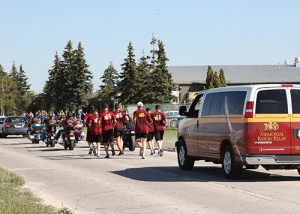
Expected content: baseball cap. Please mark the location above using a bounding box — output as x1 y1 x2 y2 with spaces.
137 102 143 107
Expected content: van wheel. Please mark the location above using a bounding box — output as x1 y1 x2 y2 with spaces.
177 139 194 170
246 165 259 169
222 145 243 179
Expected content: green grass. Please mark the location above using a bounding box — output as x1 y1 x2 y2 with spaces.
0 166 73 214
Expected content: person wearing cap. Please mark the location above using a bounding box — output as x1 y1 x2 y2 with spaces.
113 104 129 155
88 109 102 157
99 103 117 158
146 107 155 155
84 106 95 155
133 102 153 159
151 104 167 157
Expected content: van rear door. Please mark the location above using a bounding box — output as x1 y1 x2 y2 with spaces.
290 89 300 154
247 88 291 154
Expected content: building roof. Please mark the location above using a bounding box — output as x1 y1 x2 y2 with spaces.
168 65 300 84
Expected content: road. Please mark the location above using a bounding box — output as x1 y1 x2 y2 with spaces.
1 136 300 214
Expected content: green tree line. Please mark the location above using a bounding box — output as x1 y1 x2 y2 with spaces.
97 35 177 105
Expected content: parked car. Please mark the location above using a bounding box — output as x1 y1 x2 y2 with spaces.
0 116 29 138
163 111 185 128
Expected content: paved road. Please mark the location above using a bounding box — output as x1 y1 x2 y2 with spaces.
1 136 300 214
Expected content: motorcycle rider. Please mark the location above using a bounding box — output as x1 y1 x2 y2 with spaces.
55 112 79 142
27 112 41 139
41 113 56 143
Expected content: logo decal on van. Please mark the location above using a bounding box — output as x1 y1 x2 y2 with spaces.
264 121 279 131
296 146 300 152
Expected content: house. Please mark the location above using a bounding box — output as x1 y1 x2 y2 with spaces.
168 57 300 103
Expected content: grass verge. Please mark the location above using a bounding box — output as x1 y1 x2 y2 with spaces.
0 166 73 214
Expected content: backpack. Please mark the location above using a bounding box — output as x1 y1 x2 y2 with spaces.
65 119 75 130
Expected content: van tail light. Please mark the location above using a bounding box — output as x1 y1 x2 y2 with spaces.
6 124 10 128
282 84 293 87
245 102 254 118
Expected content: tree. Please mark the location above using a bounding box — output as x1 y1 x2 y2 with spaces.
44 41 93 112
0 75 17 115
9 62 31 114
213 71 221 88
136 51 151 103
117 42 140 105
150 40 177 103
206 65 214 89
97 62 119 98
219 68 227 87
0 64 6 76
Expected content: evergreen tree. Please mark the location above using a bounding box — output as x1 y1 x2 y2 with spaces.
117 42 140 105
71 42 93 110
151 40 177 103
213 71 221 88
0 64 7 76
149 33 157 71
136 51 151 103
97 62 119 98
9 61 18 83
206 65 214 89
0 75 17 115
219 68 227 87
44 41 93 112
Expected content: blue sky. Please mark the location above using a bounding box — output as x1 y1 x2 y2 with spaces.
1 0 299 93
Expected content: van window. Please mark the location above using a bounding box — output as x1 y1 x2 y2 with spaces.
291 89 300 113
201 93 215 116
256 89 287 114
225 91 246 115
188 94 203 118
210 92 226 116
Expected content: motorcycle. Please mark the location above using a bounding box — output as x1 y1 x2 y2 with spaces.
45 123 56 147
123 127 136 151
76 119 85 141
29 123 44 144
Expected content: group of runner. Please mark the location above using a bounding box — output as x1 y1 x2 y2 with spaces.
83 102 167 159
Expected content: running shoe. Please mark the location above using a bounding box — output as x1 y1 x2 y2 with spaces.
150 150 155 155
93 147 97 156
139 147 144 156
142 155 145 159
105 155 109 158
112 148 115 156
118 151 122 156
97 153 100 157
159 149 164 157
89 147 93 155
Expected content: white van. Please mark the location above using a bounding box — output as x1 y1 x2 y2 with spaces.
176 84 300 179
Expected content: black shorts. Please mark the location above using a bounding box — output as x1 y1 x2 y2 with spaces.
155 130 164 141
114 128 125 138
102 131 114 143
136 133 148 139
87 131 92 142
147 132 155 141
91 135 102 143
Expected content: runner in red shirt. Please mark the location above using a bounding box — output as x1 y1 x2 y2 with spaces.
99 103 117 158
84 106 95 154
88 109 102 157
151 105 167 157
146 107 155 155
113 104 129 155
133 102 153 159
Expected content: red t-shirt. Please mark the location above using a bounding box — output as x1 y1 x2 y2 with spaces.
88 115 102 135
151 112 167 131
84 113 93 132
61 118 78 126
99 110 116 131
148 122 154 132
133 109 153 133
113 110 126 129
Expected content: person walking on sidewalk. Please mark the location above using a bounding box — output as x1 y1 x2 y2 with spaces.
146 107 155 155
88 109 102 157
99 103 117 158
113 104 129 155
151 105 167 157
133 102 153 159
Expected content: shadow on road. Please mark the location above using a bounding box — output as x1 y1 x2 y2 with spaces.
111 166 300 182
